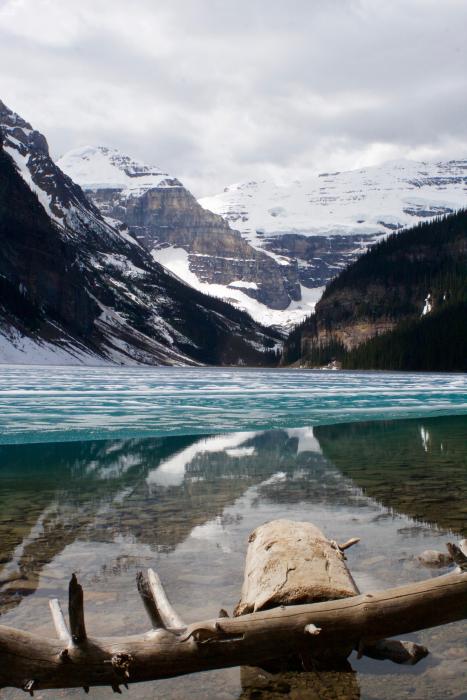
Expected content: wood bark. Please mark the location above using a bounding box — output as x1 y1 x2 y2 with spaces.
0 527 465 693
234 520 359 616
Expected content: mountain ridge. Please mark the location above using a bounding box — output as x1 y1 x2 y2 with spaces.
58 145 305 326
0 101 281 366
201 158 467 289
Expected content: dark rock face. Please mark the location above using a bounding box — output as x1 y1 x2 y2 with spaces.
0 103 282 366
263 233 376 287
86 184 301 310
0 100 102 223
0 140 101 352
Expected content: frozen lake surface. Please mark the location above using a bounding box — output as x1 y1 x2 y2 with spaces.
0 365 466 444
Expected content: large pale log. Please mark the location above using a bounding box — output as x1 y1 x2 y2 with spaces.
234 520 359 616
234 519 428 669
0 569 465 692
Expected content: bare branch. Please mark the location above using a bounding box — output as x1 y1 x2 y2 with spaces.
338 537 360 552
68 574 87 644
147 568 185 629
136 571 165 629
48 599 71 643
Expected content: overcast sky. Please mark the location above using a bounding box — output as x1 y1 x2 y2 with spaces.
1 0 466 195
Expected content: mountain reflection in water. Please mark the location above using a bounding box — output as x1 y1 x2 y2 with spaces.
0 415 466 700
315 415 467 535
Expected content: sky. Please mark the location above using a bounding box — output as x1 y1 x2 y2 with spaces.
1 0 467 196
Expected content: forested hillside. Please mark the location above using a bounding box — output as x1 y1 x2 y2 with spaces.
282 210 467 371
342 302 467 371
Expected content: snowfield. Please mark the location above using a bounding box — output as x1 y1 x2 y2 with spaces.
200 158 467 246
58 146 183 194
152 246 323 329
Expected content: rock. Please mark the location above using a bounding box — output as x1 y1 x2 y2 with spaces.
417 550 453 568
264 232 378 288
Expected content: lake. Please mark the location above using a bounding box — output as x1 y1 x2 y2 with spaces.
0 367 466 699
1 366 466 444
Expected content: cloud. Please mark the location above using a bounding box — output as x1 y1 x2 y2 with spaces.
1 0 466 195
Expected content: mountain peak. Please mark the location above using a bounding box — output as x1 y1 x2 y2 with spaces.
0 98 49 157
0 103 281 367
58 145 183 192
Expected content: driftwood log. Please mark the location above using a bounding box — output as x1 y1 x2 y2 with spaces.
234 520 359 616
0 521 466 693
234 519 429 665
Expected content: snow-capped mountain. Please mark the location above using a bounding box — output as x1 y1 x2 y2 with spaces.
0 100 281 366
0 102 127 242
60 146 467 329
59 147 316 328
200 159 467 287
58 145 183 197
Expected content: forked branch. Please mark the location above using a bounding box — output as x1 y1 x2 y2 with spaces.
0 533 465 694
136 569 185 630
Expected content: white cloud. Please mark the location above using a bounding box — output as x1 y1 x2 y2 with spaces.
1 0 466 196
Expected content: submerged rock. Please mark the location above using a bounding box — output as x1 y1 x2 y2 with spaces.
417 550 453 568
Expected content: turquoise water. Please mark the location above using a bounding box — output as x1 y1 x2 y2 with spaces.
0 366 466 699
0 365 466 444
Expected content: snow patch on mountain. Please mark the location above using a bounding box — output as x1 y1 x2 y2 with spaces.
58 146 183 195
422 293 433 317
151 246 322 329
3 144 58 222
0 326 106 366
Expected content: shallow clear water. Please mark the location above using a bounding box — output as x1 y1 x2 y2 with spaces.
0 414 466 700
0 365 466 444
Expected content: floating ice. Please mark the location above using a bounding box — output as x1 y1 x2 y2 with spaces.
0 366 465 445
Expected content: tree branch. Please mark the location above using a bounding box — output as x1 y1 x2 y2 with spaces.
0 570 465 692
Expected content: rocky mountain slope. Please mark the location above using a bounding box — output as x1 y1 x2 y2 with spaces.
282 209 467 370
201 159 467 289
341 301 467 371
58 147 304 326
0 100 281 366
60 148 467 330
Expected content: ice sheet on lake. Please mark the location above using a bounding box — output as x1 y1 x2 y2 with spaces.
0 366 466 445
